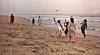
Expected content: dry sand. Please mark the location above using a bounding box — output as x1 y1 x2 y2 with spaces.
0 15 100 55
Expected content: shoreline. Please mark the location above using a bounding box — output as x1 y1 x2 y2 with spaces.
18 14 100 37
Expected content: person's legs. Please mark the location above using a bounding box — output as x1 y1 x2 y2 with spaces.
70 33 75 43
60 30 62 36
83 30 86 38
81 29 86 38
57 29 61 36
65 29 68 36
68 36 71 42
39 22 41 26
82 30 86 38
10 18 13 24
68 34 71 42
61 30 64 37
12 18 14 24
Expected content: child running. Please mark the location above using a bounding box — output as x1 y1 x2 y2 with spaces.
81 19 87 38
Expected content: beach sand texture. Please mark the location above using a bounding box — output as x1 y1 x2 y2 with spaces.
0 15 100 55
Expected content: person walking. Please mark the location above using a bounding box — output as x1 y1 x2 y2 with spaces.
81 19 87 38
67 17 76 43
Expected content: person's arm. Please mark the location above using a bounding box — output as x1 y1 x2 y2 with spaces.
80 22 83 24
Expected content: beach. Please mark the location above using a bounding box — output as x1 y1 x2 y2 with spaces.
0 15 100 55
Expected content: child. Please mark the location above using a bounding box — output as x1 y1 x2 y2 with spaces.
32 18 35 25
81 19 87 38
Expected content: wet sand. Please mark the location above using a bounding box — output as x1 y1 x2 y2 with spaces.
0 15 100 55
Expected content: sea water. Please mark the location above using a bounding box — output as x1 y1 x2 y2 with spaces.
17 14 100 37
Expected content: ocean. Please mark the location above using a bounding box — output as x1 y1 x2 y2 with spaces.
16 14 100 37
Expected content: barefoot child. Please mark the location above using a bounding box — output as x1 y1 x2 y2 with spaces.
81 19 87 38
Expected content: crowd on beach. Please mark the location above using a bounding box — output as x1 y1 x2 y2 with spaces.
10 14 87 43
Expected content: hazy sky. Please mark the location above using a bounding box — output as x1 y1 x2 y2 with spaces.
0 0 100 15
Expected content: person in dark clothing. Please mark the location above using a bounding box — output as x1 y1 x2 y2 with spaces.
64 22 69 36
10 14 15 24
81 19 87 38
32 18 35 25
53 18 56 24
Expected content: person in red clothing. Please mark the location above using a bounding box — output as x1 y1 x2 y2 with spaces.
10 14 15 24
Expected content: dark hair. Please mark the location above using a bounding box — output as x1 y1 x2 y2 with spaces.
39 16 40 18
57 20 60 23
11 14 13 16
70 18 74 23
84 19 87 22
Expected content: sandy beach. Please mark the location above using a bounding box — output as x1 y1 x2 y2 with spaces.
0 15 100 55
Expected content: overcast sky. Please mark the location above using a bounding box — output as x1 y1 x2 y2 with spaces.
0 0 100 15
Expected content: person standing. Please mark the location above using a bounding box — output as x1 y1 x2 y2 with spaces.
53 18 56 24
10 14 15 24
64 21 69 36
81 19 87 38
32 18 35 25
38 16 42 26
57 20 64 37
67 17 76 43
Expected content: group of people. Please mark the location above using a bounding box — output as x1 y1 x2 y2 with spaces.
32 16 42 26
54 16 87 43
55 17 76 43
10 14 87 43
10 14 42 27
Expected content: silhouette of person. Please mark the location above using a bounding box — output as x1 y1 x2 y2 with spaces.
32 18 35 25
53 18 56 24
81 19 87 38
64 21 69 36
10 14 15 24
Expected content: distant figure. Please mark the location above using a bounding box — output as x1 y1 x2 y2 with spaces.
64 21 69 36
10 14 15 24
32 18 35 25
67 17 76 43
53 18 56 24
38 16 42 26
64 19 66 22
81 19 87 38
57 20 64 37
